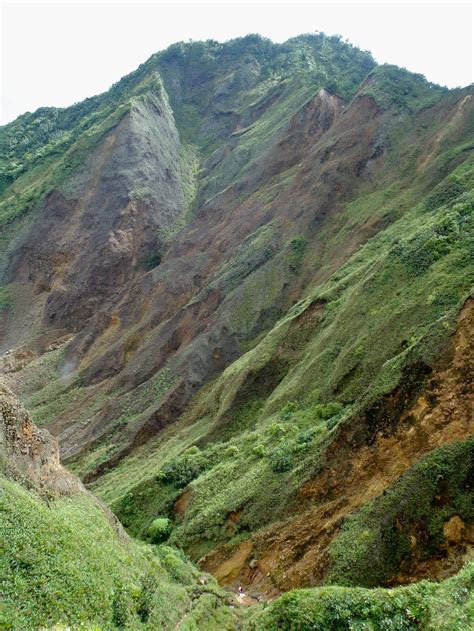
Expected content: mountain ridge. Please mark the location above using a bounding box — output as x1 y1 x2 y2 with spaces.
0 32 473 628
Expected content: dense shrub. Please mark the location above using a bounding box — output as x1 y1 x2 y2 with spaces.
287 236 308 273
141 251 162 271
147 517 173 543
0 285 12 311
159 447 208 487
296 428 317 444
392 208 463 273
280 401 299 421
252 444 266 458
425 179 466 211
269 441 294 473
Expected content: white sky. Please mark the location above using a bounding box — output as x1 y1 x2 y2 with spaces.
1 0 472 125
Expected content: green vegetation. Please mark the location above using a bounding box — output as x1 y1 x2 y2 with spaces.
359 64 447 111
147 517 173 544
0 67 161 186
141 251 162 271
209 222 280 295
0 73 165 232
328 438 474 587
1 32 473 630
159 447 209 488
94 156 473 559
106 396 343 554
0 476 234 630
0 33 376 280
2 472 472 630
244 562 474 630
286 236 308 273
0 285 12 311
424 168 473 211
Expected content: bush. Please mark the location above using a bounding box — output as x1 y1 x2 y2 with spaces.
252 444 266 458
296 428 317 444
0 286 12 311
147 517 173 544
326 416 340 430
391 209 462 274
244 563 474 631
280 401 299 421
225 445 239 457
159 447 208 487
268 422 287 437
135 573 155 623
269 441 293 473
287 236 308 273
0 477 205 630
318 402 343 419
112 584 129 627
425 179 466 212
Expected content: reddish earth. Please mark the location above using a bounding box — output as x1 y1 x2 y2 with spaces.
202 300 473 595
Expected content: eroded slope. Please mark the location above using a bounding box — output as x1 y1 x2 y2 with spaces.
0 34 473 608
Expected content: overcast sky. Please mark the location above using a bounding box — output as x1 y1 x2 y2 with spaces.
1 0 472 125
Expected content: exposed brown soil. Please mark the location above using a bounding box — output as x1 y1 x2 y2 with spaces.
174 489 193 523
202 300 474 595
388 515 474 585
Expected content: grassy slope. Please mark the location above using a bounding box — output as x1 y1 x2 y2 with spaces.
0 475 235 630
244 562 474 630
2 470 472 630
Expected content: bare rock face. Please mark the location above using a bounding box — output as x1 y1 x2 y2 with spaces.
7 85 185 333
0 382 83 495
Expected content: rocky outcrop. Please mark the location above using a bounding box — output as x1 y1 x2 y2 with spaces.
0 381 83 495
0 381 129 543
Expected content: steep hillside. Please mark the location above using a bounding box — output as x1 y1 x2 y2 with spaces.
0 383 235 630
1 33 473 626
